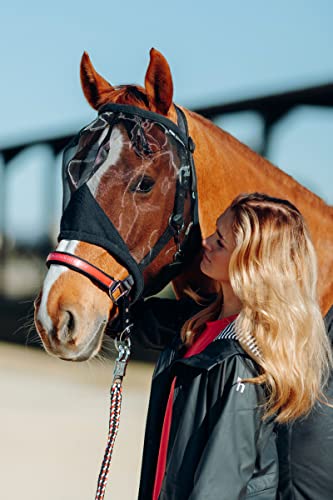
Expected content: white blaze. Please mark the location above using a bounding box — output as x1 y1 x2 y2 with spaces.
87 127 124 196
37 240 79 332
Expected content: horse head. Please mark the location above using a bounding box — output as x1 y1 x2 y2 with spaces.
34 49 199 361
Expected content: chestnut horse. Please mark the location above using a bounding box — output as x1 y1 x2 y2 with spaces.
34 48 333 361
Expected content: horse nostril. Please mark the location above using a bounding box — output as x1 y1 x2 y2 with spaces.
58 310 76 342
67 310 75 332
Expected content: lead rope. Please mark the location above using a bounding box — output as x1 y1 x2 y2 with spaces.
95 325 132 500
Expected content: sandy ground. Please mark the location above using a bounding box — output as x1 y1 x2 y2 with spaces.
0 342 154 500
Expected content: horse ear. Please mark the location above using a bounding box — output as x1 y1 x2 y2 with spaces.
80 52 114 110
144 48 173 115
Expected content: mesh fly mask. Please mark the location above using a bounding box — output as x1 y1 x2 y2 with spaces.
47 103 198 305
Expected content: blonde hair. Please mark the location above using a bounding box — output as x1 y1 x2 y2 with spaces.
182 193 332 423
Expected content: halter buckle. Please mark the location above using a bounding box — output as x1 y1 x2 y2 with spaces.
169 213 185 232
109 275 134 304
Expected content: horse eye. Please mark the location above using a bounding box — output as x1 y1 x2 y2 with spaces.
130 176 155 194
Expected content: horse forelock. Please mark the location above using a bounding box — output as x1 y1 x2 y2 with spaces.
98 84 150 109
97 84 177 123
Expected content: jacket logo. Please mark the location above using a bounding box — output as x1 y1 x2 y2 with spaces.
236 376 245 393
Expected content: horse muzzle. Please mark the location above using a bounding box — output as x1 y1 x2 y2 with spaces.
34 260 116 361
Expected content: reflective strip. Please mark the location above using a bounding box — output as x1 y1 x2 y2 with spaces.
214 320 262 358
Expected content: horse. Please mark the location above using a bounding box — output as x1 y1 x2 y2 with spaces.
34 48 333 362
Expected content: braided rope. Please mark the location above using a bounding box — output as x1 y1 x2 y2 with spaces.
95 381 123 500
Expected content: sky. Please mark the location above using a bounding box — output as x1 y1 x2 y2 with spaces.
0 0 332 243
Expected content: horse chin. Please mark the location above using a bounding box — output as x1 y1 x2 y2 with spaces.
35 310 108 362
60 319 107 362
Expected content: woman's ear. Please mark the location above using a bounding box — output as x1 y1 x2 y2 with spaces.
80 52 114 110
144 48 173 115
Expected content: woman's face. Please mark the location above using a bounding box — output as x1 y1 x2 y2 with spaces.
200 208 236 284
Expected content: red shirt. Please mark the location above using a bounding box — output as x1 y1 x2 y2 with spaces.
152 315 237 500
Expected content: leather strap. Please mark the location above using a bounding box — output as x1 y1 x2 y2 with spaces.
46 251 133 304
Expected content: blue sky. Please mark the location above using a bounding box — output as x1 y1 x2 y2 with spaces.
1 0 332 242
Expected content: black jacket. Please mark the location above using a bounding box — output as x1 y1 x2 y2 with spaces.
277 305 333 500
131 298 279 500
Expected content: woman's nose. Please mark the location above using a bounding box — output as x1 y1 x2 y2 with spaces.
202 237 212 251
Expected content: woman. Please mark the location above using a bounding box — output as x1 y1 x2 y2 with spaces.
131 193 332 500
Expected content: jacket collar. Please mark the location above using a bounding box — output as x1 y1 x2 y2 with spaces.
171 339 248 374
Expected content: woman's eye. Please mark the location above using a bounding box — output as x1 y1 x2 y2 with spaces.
130 176 155 194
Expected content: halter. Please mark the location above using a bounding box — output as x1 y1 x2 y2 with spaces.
46 251 134 304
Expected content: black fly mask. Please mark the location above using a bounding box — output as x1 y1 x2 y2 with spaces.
48 103 198 304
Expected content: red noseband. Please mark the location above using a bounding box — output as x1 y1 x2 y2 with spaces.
46 251 134 304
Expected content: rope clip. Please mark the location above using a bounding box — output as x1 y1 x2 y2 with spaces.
113 336 131 382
